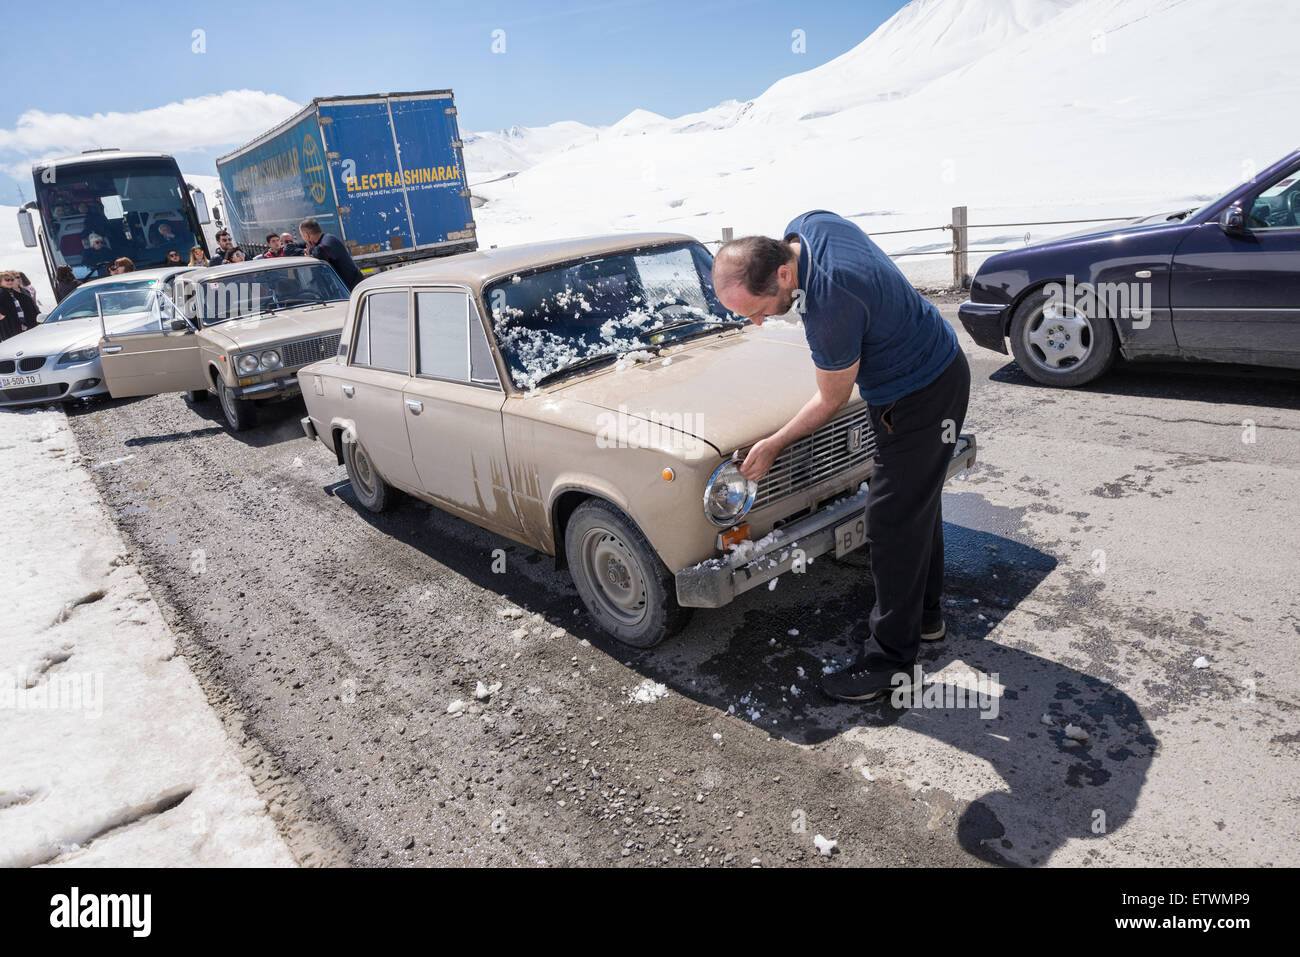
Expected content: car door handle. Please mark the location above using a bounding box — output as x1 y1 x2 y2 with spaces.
1135 270 1152 279
341 384 354 397
101 345 122 355
405 399 423 415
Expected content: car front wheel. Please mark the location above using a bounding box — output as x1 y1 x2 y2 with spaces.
217 379 257 430
343 438 391 513
565 499 691 648
1009 287 1117 387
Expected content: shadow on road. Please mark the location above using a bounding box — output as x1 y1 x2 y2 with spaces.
332 475 1154 868
989 357 1300 410
65 391 309 449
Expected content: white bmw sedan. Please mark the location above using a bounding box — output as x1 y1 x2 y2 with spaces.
0 266 193 407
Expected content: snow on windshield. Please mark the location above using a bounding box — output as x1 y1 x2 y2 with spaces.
485 243 739 389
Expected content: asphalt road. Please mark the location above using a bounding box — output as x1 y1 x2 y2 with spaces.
63 307 1300 867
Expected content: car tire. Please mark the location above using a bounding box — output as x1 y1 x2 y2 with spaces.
565 499 691 648
1009 287 1117 387
343 438 391 513
217 379 258 431
185 388 210 403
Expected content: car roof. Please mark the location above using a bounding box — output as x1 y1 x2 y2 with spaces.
184 259 330 281
74 266 194 289
355 232 700 294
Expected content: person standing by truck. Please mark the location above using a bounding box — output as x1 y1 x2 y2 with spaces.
711 211 968 705
300 219 362 290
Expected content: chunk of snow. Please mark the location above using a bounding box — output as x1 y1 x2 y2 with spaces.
447 699 468 715
1064 723 1089 742
630 679 668 703
813 834 838 857
1193 656 1210 669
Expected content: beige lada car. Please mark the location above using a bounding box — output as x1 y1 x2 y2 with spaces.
298 233 977 648
94 258 352 430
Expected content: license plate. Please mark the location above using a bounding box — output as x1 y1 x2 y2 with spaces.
834 511 867 558
1 373 40 388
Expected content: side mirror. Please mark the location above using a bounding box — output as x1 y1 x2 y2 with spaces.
170 318 191 332
16 208 36 248
1219 206 1246 235
191 188 211 225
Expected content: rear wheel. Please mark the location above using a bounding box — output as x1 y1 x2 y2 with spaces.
217 379 257 431
565 499 690 648
1009 287 1117 387
343 438 391 513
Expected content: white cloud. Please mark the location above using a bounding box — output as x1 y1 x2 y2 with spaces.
0 90 301 179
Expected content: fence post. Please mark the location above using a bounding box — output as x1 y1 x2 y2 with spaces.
721 227 734 244
951 206 969 290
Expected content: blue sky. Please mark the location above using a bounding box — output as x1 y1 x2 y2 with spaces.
1 0 907 203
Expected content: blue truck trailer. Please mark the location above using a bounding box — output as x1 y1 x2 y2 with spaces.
215 90 477 268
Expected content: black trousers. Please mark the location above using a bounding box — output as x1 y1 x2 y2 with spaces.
859 350 970 668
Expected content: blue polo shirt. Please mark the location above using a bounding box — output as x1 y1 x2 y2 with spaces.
785 210 958 406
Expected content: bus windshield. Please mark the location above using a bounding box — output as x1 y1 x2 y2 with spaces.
34 156 203 281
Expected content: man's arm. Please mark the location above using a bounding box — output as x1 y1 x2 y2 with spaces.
738 361 859 480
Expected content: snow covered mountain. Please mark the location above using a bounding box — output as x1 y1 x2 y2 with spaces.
467 0 1299 283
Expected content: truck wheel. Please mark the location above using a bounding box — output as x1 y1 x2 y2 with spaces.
343 438 391 513
1009 287 1117 387
565 499 691 648
217 379 258 431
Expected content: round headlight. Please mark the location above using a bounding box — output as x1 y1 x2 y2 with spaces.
259 349 282 370
703 460 756 527
236 353 260 375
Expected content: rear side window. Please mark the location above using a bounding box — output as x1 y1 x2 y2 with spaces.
416 290 500 386
352 292 409 373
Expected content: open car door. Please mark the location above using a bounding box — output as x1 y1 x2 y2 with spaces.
97 287 210 397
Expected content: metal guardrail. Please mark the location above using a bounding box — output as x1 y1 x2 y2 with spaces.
706 209 1141 288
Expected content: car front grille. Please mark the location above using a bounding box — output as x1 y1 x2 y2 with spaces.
18 356 47 372
278 334 341 370
753 405 877 512
1 383 69 402
0 360 13 374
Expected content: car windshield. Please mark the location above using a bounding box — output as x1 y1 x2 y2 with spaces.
482 242 742 389
40 277 168 322
198 263 349 325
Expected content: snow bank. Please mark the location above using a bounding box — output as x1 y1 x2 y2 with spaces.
0 408 294 867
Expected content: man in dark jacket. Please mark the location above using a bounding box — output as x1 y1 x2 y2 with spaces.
712 211 968 705
300 219 362 290
209 229 235 266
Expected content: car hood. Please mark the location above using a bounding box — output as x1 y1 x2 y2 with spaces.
0 311 151 357
540 323 838 455
201 302 348 352
1025 209 1196 249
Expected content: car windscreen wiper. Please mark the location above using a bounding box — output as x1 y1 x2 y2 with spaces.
532 351 626 388
636 316 744 343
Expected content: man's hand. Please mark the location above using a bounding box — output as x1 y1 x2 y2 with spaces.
739 436 783 481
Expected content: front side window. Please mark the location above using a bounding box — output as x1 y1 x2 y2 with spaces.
196 263 348 325
1247 167 1300 230
352 291 410 373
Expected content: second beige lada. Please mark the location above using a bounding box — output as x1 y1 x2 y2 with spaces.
94 257 352 430
297 233 977 648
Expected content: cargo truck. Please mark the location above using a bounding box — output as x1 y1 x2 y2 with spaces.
214 90 477 269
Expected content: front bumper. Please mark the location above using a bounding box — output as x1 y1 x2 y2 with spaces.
232 374 300 400
675 434 977 608
0 359 106 407
957 301 1010 355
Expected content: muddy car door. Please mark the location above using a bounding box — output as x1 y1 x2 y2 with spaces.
402 288 522 536
338 288 423 491
96 287 209 397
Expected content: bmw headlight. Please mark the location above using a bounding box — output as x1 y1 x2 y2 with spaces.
57 347 99 364
259 349 282 370
703 460 757 527
235 353 261 375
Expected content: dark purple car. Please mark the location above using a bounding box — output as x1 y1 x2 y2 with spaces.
959 148 1300 387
